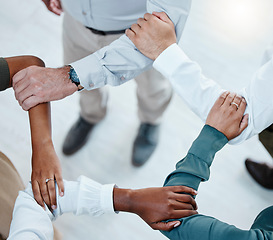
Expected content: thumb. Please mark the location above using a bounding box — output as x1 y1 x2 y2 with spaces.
151 221 181 231
152 11 171 23
239 114 249 134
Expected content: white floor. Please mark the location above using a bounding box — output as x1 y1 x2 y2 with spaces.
1 0 273 239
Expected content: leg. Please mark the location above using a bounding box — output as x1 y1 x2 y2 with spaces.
62 11 122 155
132 68 172 166
245 124 273 189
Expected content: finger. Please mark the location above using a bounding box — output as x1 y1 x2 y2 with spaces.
144 13 153 21
223 92 236 107
12 69 28 87
32 180 45 210
47 179 57 210
170 185 198 195
175 194 197 210
214 91 230 107
137 18 146 27
151 221 181 231
238 97 247 115
16 86 34 106
152 11 171 23
230 94 242 111
40 180 51 208
22 96 40 110
172 209 198 219
125 29 136 40
55 174 64 197
239 113 249 133
130 23 141 34
13 79 31 101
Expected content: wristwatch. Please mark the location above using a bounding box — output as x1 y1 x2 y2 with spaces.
68 65 84 91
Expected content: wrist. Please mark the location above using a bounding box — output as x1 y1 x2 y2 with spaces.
32 137 53 149
113 188 134 213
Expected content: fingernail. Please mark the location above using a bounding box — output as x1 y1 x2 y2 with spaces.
174 222 181 228
193 190 198 195
60 192 64 197
52 205 57 210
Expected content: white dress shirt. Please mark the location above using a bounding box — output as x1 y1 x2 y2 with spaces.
61 0 146 31
70 0 192 90
153 43 273 144
8 176 115 240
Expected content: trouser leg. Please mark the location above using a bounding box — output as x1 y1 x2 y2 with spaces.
135 68 172 124
259 124 273 159
62 11 121 123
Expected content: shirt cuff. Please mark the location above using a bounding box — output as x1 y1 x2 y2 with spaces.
188 125 228 166
153 43 189 79
100 184 116 214
76 175 116 216
71 54 106 91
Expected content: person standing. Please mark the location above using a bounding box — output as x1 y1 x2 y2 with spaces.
41 0 173 167
245 44 273 190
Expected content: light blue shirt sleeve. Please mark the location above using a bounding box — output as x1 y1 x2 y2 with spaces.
71 0 192 90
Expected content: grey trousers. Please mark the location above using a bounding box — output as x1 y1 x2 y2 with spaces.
62 12 172 125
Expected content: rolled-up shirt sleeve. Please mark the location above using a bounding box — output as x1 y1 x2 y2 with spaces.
71 0 192 90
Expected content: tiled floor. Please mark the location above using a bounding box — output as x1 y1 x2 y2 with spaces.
1 0 273 239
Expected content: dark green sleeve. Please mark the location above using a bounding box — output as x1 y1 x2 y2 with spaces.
161 125 273 240
0 58 10 91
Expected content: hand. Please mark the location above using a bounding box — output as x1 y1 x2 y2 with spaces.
114 186 198 231
41 0 63 16
31 142 64 210
126 12 176 60
13 66 78 110
206 91 249 140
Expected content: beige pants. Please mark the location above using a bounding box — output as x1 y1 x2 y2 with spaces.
63 12 172 125
0 152 62 240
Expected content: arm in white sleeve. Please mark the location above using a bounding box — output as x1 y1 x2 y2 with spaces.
153 43 273 144
71 0 192 90
8 176 115 240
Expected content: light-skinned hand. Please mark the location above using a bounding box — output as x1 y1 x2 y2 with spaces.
42 0 63 16
126 12 177 60
206 91 249 140
13 66 77 110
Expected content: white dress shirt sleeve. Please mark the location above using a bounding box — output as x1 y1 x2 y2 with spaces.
71 0 192 90
8 176 115 240
153 43 273 144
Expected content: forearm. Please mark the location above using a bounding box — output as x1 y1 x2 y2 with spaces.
71 1 192 90
162 214 268 240
153 44 259 145
161 126 268 240
164 125 228 190
8 185 54 240
29 103 52 150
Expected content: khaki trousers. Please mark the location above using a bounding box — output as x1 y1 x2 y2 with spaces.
0 152 61 240
62 12 172 125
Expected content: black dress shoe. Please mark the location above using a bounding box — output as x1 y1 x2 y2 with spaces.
132 123 159 167
245 158 273 189
62 117 94 155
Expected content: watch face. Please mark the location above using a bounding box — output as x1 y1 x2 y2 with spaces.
70 67 80 84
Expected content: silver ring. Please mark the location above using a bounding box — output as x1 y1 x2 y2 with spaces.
231 102 239 110
45 178 54 183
